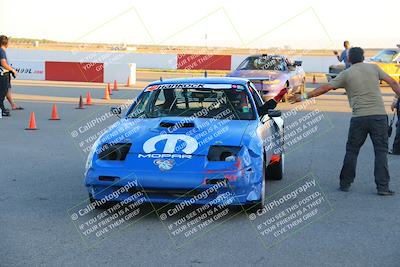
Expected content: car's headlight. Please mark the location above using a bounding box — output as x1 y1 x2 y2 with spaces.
207 146 241 161
84 136 104 175
271 79 280 84
98 143 132 161
224 155 237 162
263 79 280 85
85 145 96 175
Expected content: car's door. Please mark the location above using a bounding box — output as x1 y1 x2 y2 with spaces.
372 50 398 78
248 82 275 162
389 52 400 79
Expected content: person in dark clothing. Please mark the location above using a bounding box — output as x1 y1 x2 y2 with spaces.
391 95 400 154
0 35 17 116
289 47 400 196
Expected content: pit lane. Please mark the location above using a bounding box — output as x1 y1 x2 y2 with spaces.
1 73 399 266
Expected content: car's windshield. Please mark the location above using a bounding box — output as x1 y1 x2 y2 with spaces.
127 84 255 120
237 56 286 71
370 50 398 63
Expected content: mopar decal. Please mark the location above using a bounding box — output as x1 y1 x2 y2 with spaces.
143 134 198 154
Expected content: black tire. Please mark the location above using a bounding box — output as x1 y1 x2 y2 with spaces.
266 156 283 180
266 123 284 181
89 193 95 203
89 193 108 209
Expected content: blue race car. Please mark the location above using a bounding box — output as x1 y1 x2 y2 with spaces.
84 77 284 209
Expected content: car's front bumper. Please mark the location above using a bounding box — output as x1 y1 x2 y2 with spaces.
84 164 263 206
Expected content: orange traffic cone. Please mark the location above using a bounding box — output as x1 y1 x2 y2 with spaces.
76 95 85 109
108 83 112 95
126 75 131 87
49 104 60 120
113 80 118 91
312 75 316 84
25 112 38 130
86 91 92 105
103 86 110 100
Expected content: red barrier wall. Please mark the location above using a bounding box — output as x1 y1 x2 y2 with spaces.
177 54 231 70
45 61 104 82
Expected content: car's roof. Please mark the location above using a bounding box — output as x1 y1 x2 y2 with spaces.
247 54 285 58
148 77 250 86
380 49 399 53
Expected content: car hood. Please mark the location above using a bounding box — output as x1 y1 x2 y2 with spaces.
98 117 255 156
227 69 282 80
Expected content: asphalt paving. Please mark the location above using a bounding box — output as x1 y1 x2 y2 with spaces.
0 83 399 267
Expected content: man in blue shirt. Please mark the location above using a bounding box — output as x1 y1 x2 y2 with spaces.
333 40 351 69
0 35 17 116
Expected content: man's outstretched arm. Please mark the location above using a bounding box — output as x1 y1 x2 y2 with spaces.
382 76 400 97
333 50 344 62
380 75 400 112
288 84 337 103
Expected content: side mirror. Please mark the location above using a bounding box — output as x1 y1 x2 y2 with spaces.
259 99 278 116
111 107 122 116
294 60 302 66
268 110 281 117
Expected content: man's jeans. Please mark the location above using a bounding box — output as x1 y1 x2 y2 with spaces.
340 115 390 191
393 112 400 154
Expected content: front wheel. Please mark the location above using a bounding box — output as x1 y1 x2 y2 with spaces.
266 123 284 180
89 193 109 209
266 153 284 180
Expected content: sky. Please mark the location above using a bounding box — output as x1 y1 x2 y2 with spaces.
1 0 399 49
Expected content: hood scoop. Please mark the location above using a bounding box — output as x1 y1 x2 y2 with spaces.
159 121 195 129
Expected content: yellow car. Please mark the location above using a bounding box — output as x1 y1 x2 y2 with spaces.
326 47 400 83
367 48 400 82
